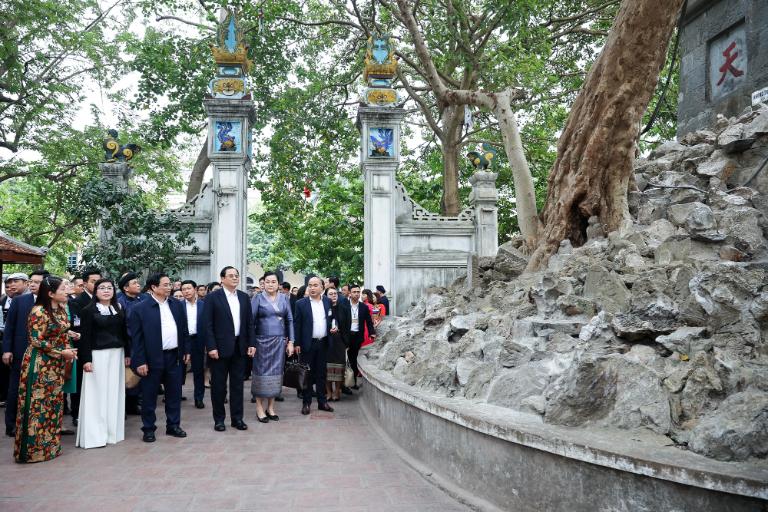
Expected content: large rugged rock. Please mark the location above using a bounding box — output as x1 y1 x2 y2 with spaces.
364 104 768 462
689 389 768 461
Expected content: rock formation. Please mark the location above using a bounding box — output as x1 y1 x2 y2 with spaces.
365 104 768 463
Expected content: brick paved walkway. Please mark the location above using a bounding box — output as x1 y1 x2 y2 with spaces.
0 381 469 512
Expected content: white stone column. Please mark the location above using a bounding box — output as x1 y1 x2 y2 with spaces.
204 98 256 288
357 106 405 315
469 171 499 257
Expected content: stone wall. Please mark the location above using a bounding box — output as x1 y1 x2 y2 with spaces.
364 105 768 466
678 0 768 136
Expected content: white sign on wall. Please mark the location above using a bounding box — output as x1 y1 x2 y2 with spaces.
753 86 768 105
708 23 747 101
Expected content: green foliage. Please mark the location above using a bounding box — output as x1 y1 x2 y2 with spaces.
78 179 195 278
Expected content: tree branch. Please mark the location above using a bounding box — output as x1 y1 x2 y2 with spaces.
155 15 215 32
398 69 443 138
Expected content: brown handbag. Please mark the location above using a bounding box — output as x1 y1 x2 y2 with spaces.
64 359 73 381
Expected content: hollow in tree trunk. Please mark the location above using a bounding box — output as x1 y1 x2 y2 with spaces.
528 0 685 270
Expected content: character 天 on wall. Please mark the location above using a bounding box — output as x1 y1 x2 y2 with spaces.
369 128 394 157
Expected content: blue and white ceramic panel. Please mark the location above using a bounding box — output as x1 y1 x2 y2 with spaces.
369 127 394 157
215 120 242 153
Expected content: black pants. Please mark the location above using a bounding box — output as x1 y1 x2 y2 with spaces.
0 351 9 401
209 352 245 424
301 338 328 406
139 349 183 432
70 358 85 420
4 359 21 431
348 331 364 385
190 335 206 402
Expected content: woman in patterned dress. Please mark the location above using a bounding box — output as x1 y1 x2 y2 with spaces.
14 276 78 463
250 272 294 422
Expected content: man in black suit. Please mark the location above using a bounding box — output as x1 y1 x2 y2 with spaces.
347 284 375 389
2 270 48 436
0 272 28 408
129 272 190 442
293 276 335 415
69 267 101 425
201 266 255 432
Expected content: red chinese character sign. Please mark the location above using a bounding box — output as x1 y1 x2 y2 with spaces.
709 25 747 100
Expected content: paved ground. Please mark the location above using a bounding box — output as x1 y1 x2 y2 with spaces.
0 381 469 512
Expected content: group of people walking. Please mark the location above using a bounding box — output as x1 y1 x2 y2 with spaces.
0 266 386 463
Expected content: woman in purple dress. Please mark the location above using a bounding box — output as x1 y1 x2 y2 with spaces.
251 272 294 422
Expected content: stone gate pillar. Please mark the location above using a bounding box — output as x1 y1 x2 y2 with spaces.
357 106 405 312
357 33 405 315
205 10 256 286
469 171 499 257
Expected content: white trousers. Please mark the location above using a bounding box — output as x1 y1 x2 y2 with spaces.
76 348 125 449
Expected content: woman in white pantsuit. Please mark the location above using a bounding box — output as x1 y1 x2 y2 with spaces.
76 278 130 449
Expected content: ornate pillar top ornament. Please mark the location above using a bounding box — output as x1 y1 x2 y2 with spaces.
102 129 141 163
360 34 402 107
209 9 251 99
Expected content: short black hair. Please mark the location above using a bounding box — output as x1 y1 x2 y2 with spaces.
349 283 360 291
30 269 50 279
219 266 238 278
281 282 291 290
262 271 278 281
145 272 169 290
181 279 197 289
327 276 340 288
207 281 220 292
82 268 102 282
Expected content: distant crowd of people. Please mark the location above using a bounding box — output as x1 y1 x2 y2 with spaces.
0 267 388 463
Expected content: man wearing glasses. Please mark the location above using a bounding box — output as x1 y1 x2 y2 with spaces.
129 273 191 442
201 266 255 432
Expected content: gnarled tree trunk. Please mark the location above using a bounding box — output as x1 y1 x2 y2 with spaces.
439 104 464 216
528 0 684 270
185 141 210 202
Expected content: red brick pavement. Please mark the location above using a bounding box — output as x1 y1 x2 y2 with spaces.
0 381 469 511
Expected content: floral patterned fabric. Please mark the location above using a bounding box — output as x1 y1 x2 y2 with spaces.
14 305 71 463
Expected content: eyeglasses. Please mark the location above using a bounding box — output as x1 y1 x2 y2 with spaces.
97 286 114 291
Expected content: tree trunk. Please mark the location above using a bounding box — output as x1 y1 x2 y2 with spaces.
493 90 540 247
528 0 684 270
185 141 210 202
439 104 464 216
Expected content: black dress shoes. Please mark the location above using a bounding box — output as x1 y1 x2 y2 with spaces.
318 403 334 412
274 395 284 402
250 397 257 403
231 420 248 430
341 386 353 395
214 422 226 432
166 426 187 438
5 427 15 437
194 400 205 409
60 428 75 435
266 413 279 421
301 404 310 415
256 415 269 423
143 432 156 442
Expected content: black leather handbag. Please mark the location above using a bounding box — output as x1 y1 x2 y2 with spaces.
283 355 311 391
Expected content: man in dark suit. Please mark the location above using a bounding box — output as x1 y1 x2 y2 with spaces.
375 285 390 315
2 270 48 436
180 279 206 409
69 267 101 425
347 284 375 389
0 273 28 408
201 266 255 432
294 276 335 415
130 272 190 442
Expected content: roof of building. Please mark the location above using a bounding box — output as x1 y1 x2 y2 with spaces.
0 231 46 264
